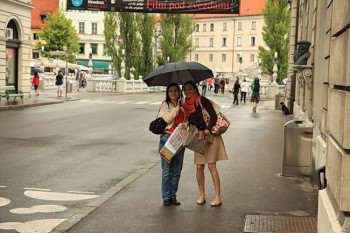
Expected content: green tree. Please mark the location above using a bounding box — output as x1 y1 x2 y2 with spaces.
157 14 194 65
104 12 120 78
258 0 290 84
37 10 80 63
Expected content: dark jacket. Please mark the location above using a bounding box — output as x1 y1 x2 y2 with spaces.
188 96 217 131
56 73 64 85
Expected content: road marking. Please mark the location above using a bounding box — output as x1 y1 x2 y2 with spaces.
0 197 11 207
0 186 7 188
10 205 67 214
134 101 149 105
0 219 66 233
150 101 162 105
24 187 51 191
24 190 98 201
68 191 95 194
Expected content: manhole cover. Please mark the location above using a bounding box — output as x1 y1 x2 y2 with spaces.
243 215 317 233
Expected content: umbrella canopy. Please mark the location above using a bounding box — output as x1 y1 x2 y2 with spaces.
143 62 213 86
31 67 43 73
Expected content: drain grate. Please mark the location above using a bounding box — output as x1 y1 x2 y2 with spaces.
243 215 317 233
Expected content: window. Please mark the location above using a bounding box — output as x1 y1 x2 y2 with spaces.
223 22 227 31
195 24 199 32
236 37 242 46
209 54 213 62
209 38 213 47
91 43 98 55
236 54 240 62
92 22 97 34
40 14 47 23
79 22 85 34
33 33 39 40
252 21 256 30
32 51 39 59
237 22 242 30
210 23 214 31
195 54 198 62
203 24 206 32
103 44 108 56
250 54 255 62
79 43 85 54
222 54 226 62
195 38 199 47
222 37 227 46
251 37 256 46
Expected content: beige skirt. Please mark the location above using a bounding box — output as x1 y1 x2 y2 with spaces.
194 135 228 164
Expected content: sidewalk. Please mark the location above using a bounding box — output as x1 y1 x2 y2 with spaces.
49 100 318 233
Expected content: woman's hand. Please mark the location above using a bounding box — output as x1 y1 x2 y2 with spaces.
204 129 210 136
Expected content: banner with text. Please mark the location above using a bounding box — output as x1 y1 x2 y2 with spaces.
67 0 240 14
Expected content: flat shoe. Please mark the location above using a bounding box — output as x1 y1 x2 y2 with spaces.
211 201 222 207
197 198 206 205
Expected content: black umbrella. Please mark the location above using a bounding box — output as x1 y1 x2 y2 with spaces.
143 62 213 86
31 67 43 73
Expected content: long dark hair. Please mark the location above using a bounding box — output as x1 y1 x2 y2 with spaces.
165 83 182 104
184 81 200 96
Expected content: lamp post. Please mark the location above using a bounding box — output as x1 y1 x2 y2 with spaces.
239 53 243 81
88 47 93 77
272 52 278 84
120 48 125 80
63 46 68 99
257 58 262 78
40 45 45 72
167 56 170 63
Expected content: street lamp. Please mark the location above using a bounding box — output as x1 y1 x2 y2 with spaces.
272 52 278 84
257 58 262 78
167 56 170 63
120 48 125 80
239 53 243 81
88 47 93 76
40 45 45 72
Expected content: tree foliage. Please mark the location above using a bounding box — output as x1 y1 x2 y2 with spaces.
104 12 154 79
37 10 80 63
157 14 194 65
258 0 290 83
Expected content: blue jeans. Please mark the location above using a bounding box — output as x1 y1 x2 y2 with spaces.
159 133 185 201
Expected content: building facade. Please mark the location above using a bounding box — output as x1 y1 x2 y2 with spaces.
189 0 266 79
0 0 33 94
59 1 111 74
286 0 350 232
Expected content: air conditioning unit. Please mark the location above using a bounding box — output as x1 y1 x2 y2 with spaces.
6 28 13 40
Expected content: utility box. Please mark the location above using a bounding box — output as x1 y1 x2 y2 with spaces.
281 120 313 177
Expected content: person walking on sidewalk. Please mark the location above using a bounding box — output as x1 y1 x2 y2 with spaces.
201 79 207 96
240 78 249 104
232 77 241 105
251 77 260 112
32 72 40 96
55 71 64 97
183 81 228 207
159 83 186 206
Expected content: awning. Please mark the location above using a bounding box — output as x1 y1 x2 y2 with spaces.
77 60 89 67
93 61 110 69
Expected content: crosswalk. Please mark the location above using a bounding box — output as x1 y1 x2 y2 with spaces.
78 99 231 109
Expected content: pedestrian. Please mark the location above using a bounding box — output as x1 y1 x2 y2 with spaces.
220 77 226 94
214 75 220 95
207 77 213 91
251 77 260 112
201 79 208 96
232 77 241 105
80 71 87 88
55 70 64 97
240 78 249 103
183 81 228 207
76 70 82 91
32 72 40 96
159 83 186 206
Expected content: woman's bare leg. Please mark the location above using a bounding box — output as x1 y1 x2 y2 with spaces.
208 162 221 203
196 164 205 201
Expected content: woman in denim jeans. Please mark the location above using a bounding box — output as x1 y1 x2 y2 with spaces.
159 83 185 206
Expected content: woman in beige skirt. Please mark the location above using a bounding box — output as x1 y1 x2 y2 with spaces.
183 81 228 207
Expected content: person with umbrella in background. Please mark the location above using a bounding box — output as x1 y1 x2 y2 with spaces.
183 81 228 207
32 72 40 96
158 83 186 206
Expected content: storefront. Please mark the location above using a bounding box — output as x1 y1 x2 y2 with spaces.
0 0 32 93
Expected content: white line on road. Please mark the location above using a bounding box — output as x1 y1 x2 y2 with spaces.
0 186 7 188
24 188 51 191
68 191 95 194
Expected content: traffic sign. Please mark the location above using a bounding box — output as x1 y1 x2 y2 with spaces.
49 50 66 56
